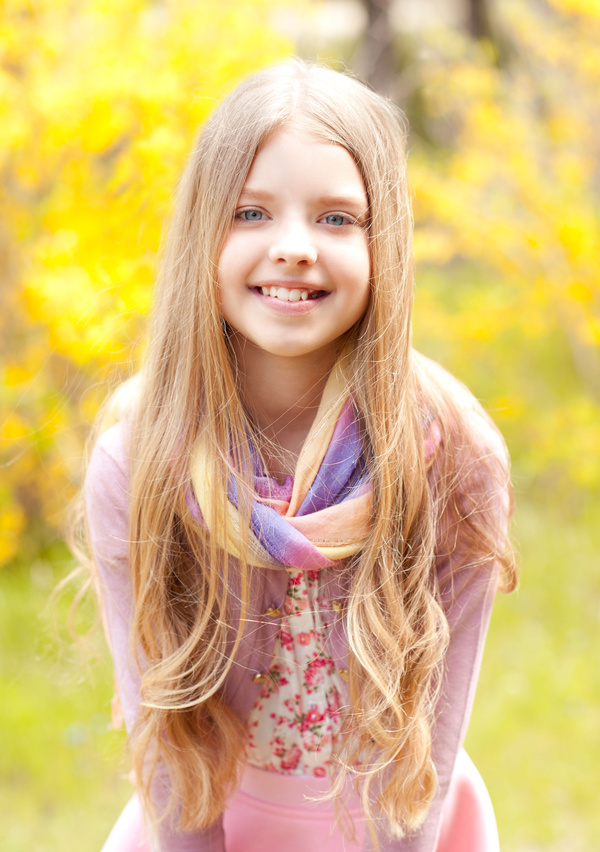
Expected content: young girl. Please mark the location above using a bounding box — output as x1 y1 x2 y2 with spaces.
82 59 516 852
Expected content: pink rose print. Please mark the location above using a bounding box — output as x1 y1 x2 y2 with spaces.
280 746 302 772
305 657 331 689
305 705 323 724
302 732 320 751
328 690 338 707
280 626 294 651
244 568 346 776
272 736 286 757
300 713 324 734
283 696 302 718
316 594 329 612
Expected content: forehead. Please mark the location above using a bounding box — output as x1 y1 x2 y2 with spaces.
239 126 367 205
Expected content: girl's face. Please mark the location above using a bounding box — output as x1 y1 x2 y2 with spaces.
217 126 371 366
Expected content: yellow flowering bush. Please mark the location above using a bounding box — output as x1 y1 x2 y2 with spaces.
0 0 293 565
410 0 600 495
1 0 598 566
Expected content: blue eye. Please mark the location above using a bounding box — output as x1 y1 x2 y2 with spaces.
323 214 348 226
238 209 264 221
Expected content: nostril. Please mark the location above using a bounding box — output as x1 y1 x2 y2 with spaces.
269 249 317 266
268 236 317 266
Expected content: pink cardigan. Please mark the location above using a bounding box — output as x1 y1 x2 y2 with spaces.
85 419 505 851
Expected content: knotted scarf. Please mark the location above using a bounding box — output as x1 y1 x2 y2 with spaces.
187 360 374 571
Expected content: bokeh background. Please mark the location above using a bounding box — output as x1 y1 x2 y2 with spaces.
1 0 599 849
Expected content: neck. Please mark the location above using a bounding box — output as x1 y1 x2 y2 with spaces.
230 337 336 479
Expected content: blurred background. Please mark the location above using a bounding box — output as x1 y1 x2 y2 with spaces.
0 0 598 849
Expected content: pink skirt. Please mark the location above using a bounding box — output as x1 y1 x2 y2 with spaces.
101 751 499 852
224 764 365 851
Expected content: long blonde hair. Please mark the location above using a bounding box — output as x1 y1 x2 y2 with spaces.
87 60 516 843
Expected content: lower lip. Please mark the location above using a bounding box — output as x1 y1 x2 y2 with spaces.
252 289 328 315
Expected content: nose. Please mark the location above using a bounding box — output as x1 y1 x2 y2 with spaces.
268 220 317 266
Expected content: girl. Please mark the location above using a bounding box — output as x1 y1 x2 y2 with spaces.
82 59 516 852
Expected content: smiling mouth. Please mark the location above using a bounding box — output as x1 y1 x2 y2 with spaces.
254 286 327 302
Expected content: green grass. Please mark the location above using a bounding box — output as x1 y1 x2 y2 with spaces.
466 492 600 851
1 494 598 850
0 550 131 852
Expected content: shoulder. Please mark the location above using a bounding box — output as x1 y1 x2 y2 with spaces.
97 373 143 433
415 350 509 470
84 420 134 571
85 420 133 523
414 353 512 541
85 371 145 498
88 420 131 481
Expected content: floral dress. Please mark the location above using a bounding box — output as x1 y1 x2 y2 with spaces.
245 568 347 777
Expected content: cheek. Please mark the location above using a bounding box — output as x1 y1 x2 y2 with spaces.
350 236 371 289
215 241 245 314
215 237 234 287
356 242 372 313
357 281 371 322
215 247 235 318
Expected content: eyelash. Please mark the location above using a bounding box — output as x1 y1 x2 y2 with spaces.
234 209 359 226
236 209 265 222
321 213 354 226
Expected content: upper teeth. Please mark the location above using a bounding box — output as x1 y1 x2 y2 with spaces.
261 286 310 302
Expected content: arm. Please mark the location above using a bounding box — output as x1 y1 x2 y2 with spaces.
373 413 509 852
85 423 226 852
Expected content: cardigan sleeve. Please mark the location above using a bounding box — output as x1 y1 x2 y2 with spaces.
370 412 509 852
85 422 226 852
86 410 510 852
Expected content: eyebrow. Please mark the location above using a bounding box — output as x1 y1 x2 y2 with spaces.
239 187 368 209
